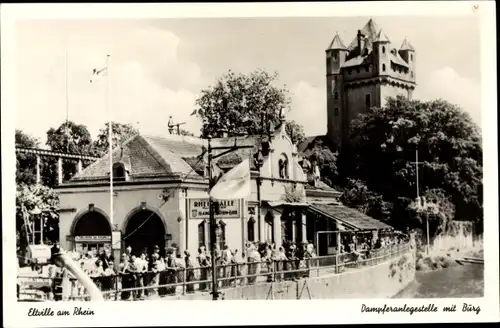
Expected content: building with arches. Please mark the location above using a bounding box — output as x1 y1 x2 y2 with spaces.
57 117 349 261
325 18 416 146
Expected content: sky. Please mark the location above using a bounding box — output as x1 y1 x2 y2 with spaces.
14 16 481 146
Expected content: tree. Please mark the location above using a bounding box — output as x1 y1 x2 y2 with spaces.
285 120 305 145
92 122 139 157
344 96 482 233
16 183 60 257
44 121 94 186
15 130 40 184
194 69 292 137
299 136 339 186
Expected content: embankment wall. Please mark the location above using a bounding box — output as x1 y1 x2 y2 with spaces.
167 249 416 300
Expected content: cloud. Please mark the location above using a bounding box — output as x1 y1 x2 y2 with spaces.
288 81 326 137
414 67 481 127
15 22 203 145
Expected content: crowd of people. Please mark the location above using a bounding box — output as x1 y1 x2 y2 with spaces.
18 233 411 301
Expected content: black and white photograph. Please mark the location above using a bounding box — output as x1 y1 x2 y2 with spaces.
2 2 498 326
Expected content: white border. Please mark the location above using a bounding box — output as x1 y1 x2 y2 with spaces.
2 2 498 327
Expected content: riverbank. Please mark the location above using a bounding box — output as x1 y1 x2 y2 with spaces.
415 245 483 272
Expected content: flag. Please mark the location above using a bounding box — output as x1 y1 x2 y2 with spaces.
209 159 251 200
190 109 197 116
90 66 108 83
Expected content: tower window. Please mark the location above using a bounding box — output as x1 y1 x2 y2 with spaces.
331 80 335 93
411 54 413 61
365 94 371 110
365 66 369 72
356 68 360 74
334 108 339 116
382 46 386 54
334 92 339 99
382 64 386 72
348 69 352 75
411 71 414 78
333 52 338 60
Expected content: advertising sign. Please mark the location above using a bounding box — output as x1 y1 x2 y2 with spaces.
188 199 240 219
74 235 111 242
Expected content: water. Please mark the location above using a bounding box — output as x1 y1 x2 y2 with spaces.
432 221 477 253
393 264 484 298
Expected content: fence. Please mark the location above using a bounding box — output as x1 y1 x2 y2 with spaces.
17 243 411 301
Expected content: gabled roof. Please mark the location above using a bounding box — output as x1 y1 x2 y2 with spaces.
70 134 205 183
400 37 415 51
327 33 347 50
347 18 381 52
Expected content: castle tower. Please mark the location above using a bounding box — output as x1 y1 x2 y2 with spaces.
325 32 348 145
325 19 417 147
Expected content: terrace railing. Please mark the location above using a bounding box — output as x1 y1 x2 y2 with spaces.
17 243 412 301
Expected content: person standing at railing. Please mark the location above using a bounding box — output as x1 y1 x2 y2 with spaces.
149 253 162 297
196 247 209 291
231 249 242 286
221 245 232 288
264 244 274 282
165 250 178 296
175 252 185 294
184 251 195 294
274 247 287 281
119 253 132 300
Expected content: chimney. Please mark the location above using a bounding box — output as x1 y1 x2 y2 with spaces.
357 30 365 52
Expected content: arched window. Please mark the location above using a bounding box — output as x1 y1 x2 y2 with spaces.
382 46 386 53
247 217 256 242
278 154 289 179
198 220 206 247
334 92 339 99
112 163 126 181
382 64 386 72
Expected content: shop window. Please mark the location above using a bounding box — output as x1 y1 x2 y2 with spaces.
265 212 274 243
247 217 256 242
198 220 205 247
215 220 226 250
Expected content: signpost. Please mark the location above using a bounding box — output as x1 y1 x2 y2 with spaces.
188 199 241 220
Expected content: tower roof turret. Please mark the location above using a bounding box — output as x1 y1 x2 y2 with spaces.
400 37 415 51
326 32 347 51
374 28 391 43
347 18 380 51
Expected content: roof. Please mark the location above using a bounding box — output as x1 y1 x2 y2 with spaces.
71 134 205 183
297 135 336 158
347 18 381 52
342 55 371 68
210 135 260 170
309 203 394 231
400 37 415 51
374 29 390 43
304 180 339 192
327 33 347 50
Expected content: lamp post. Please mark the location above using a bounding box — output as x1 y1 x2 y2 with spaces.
253 149 264 241
205 136 255 301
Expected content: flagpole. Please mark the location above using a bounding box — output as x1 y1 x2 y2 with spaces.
106 54 113 229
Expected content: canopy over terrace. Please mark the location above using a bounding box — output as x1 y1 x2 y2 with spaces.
265 201 394 255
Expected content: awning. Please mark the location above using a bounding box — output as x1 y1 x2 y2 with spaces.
308 203 394 231
266 201 309 208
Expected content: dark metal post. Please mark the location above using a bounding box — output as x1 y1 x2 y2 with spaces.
207 138 220 301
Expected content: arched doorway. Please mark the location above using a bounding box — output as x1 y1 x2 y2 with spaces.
73 211 112 255
125 210 166 257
